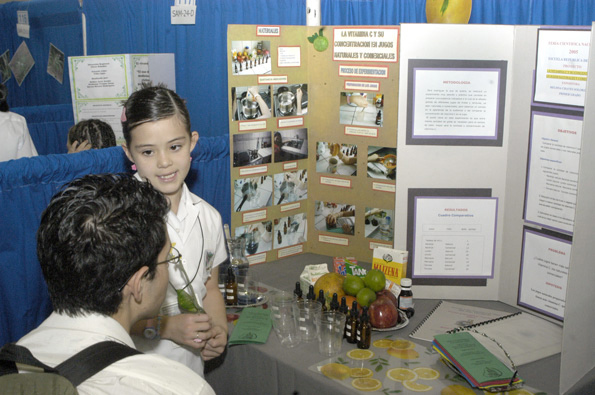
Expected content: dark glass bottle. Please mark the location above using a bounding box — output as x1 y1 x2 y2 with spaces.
357 306 371 349
224 266 237 306
398 278 415 318
329 293 340 312
346 301 359 343
306 285 315 301
339 297 349 315
375 110 382 125
293 281 303 300
317 290 327 312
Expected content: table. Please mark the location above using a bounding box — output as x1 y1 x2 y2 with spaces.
204 253 593 394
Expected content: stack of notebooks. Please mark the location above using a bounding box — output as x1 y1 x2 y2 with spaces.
433 332 524 392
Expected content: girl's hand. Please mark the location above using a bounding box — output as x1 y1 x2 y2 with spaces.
161 313 213 349
201 324 228 360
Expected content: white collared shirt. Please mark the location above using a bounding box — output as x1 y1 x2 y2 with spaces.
0 111 38 161
17 312 215 395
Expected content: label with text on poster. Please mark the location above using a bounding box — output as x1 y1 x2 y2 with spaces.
333 27 399 63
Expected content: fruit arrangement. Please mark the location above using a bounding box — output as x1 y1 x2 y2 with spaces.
313 268 401 329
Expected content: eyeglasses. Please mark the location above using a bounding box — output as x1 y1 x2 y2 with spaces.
118 246 182 293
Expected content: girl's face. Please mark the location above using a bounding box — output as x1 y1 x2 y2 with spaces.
123 116 198 210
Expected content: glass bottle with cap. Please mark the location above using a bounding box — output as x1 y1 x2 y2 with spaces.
398 278 414 318
345 301 359 343
357 306 371 349
293 281 303 300
225 266 238 306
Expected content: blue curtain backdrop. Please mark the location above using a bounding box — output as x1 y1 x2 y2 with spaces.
2 0 595 346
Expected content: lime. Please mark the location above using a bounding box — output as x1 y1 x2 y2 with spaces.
363 269 386 292
313 35 329 52
343 274 365 296
356 287 377 308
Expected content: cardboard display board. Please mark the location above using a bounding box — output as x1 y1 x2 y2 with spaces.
227 25 400 264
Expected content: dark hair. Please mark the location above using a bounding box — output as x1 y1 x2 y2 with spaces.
68 119 117 149
121 84 191 146
0 83 8 112
37 173 170 316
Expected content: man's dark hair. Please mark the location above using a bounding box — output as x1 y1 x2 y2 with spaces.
37 173 170 316
121 84 191 146
0 83 9 112
68 119 117 149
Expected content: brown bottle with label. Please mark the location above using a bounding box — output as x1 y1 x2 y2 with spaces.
345 301 359 343
357 306 371 349
225 266 237 306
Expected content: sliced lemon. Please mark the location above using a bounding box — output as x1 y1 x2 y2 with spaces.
505 390 534 395
347 349 375 360
390 338 416 350
320 362 350 380
441 384 476 395
413 367 440 380
386 367 417 382
350 367 374 378
403 380 433 392
351 377 382 392
387 347 420 360
372 338 394 348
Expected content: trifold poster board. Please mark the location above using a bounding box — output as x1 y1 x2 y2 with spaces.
396 23 594 394
227 25 400 265
68 53 175 144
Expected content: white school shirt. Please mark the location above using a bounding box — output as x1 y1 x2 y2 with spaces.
17 312 215 395
134 181 228 376
0 111 38 161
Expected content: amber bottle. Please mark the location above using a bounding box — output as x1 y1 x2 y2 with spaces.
357 306 371 349
346 301 359 343
224 266 237 306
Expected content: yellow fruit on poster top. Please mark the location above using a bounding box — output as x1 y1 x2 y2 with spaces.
426 0 472 24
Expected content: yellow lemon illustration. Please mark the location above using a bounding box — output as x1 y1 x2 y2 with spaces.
413 367 440 380
403 380 433 392
351 378 382 392
350 367 374 378
390 338 416 350
372 338 394 348
347 349 375 360
320 363 350 380
386 368 417 382
441 384 476 395
426 0 472 24
505 390 534 395
386 347 420 360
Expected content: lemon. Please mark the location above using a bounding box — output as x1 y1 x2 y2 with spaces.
386 368 417 382
390 338 416 350
363 269 386 292
387 347 420 360
320 363 350 380
441 384 476 395
372 338 394 348
505 390 534 395
351 378 382 392
356 287 377 308
404 380 433 392
347 349 375 360
350 367 373 378
343 274 365 296
413 367 440 380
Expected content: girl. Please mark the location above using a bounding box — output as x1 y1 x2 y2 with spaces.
121 85 228 376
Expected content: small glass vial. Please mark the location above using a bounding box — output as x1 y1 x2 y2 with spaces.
317 290 327 312
293 281 303 300
398 278 415 318
339 297 349 315
225 266 237 306
306 285 315 301
345 301 359 343
329 293 340 312
357 306 371 349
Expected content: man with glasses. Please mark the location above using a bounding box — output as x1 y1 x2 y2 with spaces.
15 174 215 394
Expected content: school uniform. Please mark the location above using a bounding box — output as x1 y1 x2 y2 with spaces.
0 111 38 161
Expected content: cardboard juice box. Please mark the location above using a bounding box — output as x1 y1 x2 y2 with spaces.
372 247 408 285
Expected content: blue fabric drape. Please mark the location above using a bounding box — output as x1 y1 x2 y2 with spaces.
12 104 74 155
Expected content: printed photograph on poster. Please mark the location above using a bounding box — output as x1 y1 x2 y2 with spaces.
316 142 357 176
533 29 590 108
365 208 394 242
518 226 571 321
274 213 307 249
339 92 384 127
232 131 272 168
231 85 272 121
234 175 273 212
366 145 396 180
230 40 271 76
274 169 308 205
1 50 11 83
47 43 64 84
314 201 355 236
234 221 274 256
524 110 582 235
406 59 507 146
274 128 308 162
273 84 308 116
9 41 35 86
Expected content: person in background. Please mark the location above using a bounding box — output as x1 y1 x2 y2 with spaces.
0 83 38 161
16 173 215 394
121 85 228 377
67 118 117 153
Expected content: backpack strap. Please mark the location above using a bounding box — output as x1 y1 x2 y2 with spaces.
0 340 141 387
56 341 142 387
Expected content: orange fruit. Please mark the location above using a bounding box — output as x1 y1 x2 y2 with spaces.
314 272 345 305
351 378 382 392
387 347 419 360
403 380 433 392
386 368 417 382
441 384 476 395
426 0 472 24
344 295 358 310
350 367 373 378
320 362 350 380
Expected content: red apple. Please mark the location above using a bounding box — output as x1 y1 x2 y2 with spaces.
376 289 398 310
369 297 399 328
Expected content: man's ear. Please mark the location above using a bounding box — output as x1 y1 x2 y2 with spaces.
128 266 150 304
